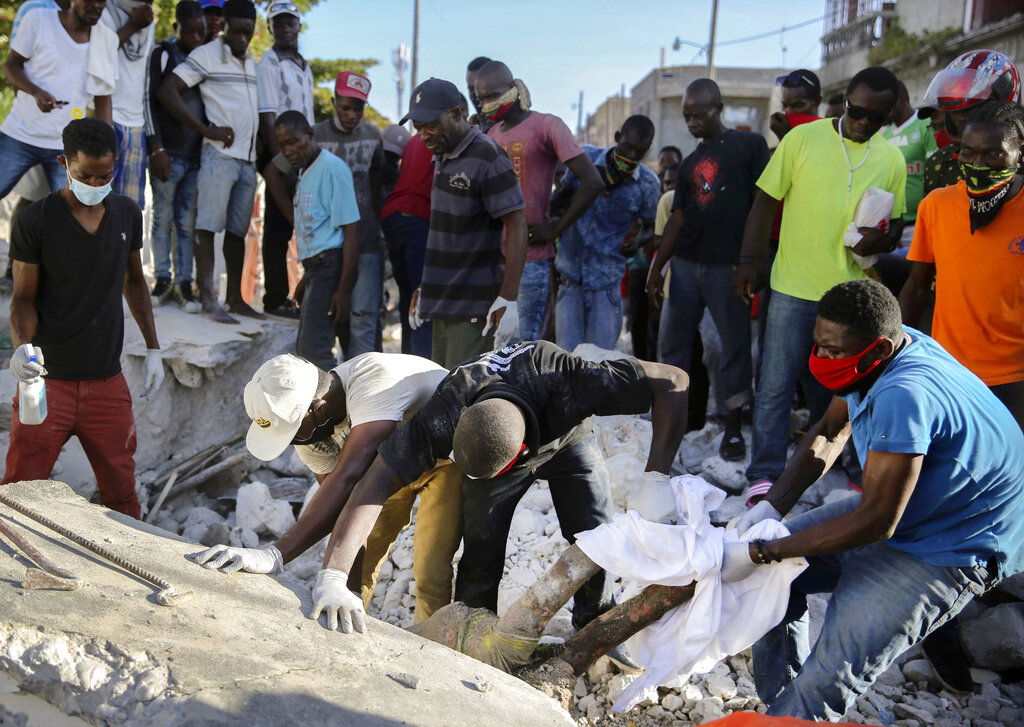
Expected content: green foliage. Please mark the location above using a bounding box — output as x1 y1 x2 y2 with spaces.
869 23 961 65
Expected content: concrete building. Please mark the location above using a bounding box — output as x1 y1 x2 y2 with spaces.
629 65 789 162
819 0 1024 105
580 94 631 148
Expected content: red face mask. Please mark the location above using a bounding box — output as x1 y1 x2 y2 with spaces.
486 100 515 121
808 338 885 391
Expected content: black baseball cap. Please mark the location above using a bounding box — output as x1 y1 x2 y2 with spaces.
400 78 462 125
776 69 821 96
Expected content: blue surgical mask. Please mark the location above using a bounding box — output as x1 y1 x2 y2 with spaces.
66 172 112 207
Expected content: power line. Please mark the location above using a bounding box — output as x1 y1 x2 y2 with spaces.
672 14 824 55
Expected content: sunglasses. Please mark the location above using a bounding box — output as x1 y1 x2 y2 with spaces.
845 100 890 126
776 71 818 92
450 443 527 479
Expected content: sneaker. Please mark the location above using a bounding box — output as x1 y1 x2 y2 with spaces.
921 618 974 692
719 431 746 461
604 642 643 675
150 277 172 306
265 299 301 322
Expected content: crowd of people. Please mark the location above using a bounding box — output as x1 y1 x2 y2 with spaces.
2 0 1024 721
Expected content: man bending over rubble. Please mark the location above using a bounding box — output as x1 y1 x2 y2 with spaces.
305 340 688 665
192 352 462 624
726 279 1024 720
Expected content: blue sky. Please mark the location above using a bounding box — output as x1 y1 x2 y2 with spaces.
300 0 826 129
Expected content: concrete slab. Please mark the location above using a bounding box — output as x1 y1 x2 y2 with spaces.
0 480 574 727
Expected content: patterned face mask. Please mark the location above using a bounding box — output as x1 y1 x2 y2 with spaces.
481 87 518 120
958 161 1019 233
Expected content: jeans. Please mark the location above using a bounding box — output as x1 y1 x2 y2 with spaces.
347 252 383 360
555 280 622 353
747 290 831 484
296 248 343 371
659 258 753 410
4 373 139 519
752 496 994 720
382 212 432 358
518 259 551 342
195 144 257 237
456 432 616 628
150 154 199 282
0 133 66 199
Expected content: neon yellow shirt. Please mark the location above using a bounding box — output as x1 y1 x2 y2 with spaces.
758 118 907 301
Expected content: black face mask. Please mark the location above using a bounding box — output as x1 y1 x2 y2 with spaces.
290 403 337 446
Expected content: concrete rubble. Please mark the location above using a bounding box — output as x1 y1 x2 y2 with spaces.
0 480 576 726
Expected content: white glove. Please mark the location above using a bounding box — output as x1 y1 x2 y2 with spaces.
141 349 164 400
10 344 46 382
309 568 366 633
192 544 283 574
482 296 518 349
731 500 782 536
409 289 424 330
628 471 677 524
721 541 759 583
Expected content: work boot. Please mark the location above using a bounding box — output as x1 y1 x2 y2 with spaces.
150 277 172 306
605 642 643 675
921 618 974 692
264 298 301 322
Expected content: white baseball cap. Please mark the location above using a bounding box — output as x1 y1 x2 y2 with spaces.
243 354 319 461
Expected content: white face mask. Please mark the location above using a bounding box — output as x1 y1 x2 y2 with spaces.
66 171 112 207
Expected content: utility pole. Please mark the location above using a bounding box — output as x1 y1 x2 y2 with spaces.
576 90 584 141
411 0 420 91
392 44 410 122
706 0 719 80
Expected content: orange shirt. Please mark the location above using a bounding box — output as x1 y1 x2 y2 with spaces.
909 180 1024 386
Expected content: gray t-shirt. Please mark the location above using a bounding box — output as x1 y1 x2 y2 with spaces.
313 119 384 255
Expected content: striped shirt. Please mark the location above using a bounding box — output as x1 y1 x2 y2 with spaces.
173 37 258 162
420 126 524 320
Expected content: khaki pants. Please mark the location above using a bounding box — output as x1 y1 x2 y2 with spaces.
360 462 463 623
431 318 494 369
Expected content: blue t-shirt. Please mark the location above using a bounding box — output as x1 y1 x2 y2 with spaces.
294 149 360 261
843 327 1024 576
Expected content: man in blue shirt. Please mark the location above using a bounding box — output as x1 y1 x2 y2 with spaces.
274 111 360 370
724 278 1024 720
553 115 660 352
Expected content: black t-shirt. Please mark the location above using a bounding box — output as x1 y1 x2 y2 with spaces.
11 192 143 381
378 341 653 486
672 129 769 264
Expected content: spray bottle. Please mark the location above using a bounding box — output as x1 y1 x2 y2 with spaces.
18 344 47 425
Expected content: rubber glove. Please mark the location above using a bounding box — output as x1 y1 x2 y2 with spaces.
141 349 164 400
409 288 424 330
730 500 782 536
309 568 366 634
721 541 759 583
192 544 282 574
628 471 677 524
482 296 518 349
10 344 46 382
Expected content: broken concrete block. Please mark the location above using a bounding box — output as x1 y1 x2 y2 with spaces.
180 524 208 543
901 659 935 685
704 672 737 700
604 452 646 510
605 673 636 704
235 481 295 538
699 456 746 495
690 696 726 724
662 693 685 712
387 672 419 689
961 603 1024 669
182 506 224 531
200 522 232 547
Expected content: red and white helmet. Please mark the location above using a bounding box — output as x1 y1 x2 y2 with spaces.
922 50 1020 110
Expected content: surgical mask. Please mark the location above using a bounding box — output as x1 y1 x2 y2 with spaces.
481 86 518 121
808 338 885 392
959 161 1019 233
66 172 112 207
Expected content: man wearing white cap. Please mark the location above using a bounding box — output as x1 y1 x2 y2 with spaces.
193 351 462 629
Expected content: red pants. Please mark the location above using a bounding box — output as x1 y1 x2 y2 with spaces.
4 372 140 519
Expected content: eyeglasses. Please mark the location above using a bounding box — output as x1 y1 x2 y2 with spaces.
450 443 527 479
776 71 819 92
845 100 890 126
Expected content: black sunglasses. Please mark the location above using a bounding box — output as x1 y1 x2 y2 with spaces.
845 100 889 126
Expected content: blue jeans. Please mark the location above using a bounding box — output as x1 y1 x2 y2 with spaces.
347 252 383 360
555 280 622 352
747 290 831 484
382 212 432 358
0 133 66 199
518 259 551 342
296 248 343 371
753 496 994 720
659 257 753 410
149 154 198 282
457 432 615 628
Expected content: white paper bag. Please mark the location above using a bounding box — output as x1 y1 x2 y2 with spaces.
843 187 895 269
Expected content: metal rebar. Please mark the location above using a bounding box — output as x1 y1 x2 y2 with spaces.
0 490 192 606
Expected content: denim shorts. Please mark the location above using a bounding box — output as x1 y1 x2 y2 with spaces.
195 144 257 238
